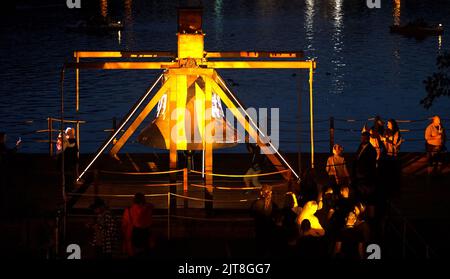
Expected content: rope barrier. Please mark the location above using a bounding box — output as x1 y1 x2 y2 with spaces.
189 182 288 190
189 169 290 178
68 192 256 203
334 118 367 122
189 178 284 183
104 182 183 187
170 193 254 203
67 193 167 198
333 117 445 123
279 119 328 124
170 215 253 222
280 140 329 143
85 118 116 123
189 183 257 190
49 118 86 124
100 169 184 175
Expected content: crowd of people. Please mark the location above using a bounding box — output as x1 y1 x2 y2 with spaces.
86 192 155 259
250 115 446 259
0 115 446 259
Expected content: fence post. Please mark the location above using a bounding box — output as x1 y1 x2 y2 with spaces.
329 116 334 154
76 120 80 156
183 168 188 209
111 117 118 145
167 193 171 240
48 117 53 156
112 117 117 132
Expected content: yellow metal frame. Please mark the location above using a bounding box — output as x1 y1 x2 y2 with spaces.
69 25 317 205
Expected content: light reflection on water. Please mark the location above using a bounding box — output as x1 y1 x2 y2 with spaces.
393 0 401 26
1 0 449 154
330 0 345 96
100 0 108 19
305 0 315 51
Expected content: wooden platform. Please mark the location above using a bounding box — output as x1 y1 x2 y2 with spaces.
66 151 449 211
1 152 449 258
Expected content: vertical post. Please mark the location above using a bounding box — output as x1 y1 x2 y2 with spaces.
48 117 53 156
112 117 117 145
76 121 80 155
169 75 182 210
426 245 430 259
167 193 171 240
329 116 335 154
183 168 188 209
112 117 117 132
245 115 250 143
60 67 67 253
75 54 79 112
297 71 302 176
309 61 315 169
204 76 213 212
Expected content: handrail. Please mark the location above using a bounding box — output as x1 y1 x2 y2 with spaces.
100 169 184 175
31 115 448 156
189 181 287 190
189 169 290 178
385 200 438 259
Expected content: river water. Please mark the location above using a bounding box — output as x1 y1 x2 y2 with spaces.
1 0 449 154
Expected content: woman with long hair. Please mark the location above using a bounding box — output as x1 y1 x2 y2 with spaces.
382 119 403 158
381 119 403 196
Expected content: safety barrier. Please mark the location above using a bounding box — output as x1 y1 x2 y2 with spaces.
189 169 290 178
100 169 184 175
385 200 438 259
26 116 449 155
90 167 291 212
317 117 448 153
189 182 287 191
67 191 259 240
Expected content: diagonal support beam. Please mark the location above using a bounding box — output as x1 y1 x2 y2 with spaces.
209 76 293 181
110 77 173 156
76 74 164 181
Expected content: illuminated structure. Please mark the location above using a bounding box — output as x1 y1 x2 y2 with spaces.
65 8 317 204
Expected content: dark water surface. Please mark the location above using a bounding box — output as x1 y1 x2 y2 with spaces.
1 0 449 153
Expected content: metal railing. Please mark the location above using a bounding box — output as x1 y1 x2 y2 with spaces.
384 200 438 259
26 115 449 155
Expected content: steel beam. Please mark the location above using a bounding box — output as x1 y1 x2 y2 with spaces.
109 77 172 156
74 51 177 58
65 62 178 70
206 51 304 58
206 61 315 69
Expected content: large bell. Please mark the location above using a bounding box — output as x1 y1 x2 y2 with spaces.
137 76 239 150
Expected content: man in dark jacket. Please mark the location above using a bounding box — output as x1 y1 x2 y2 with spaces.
353 132 377 204
354 132 377 182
